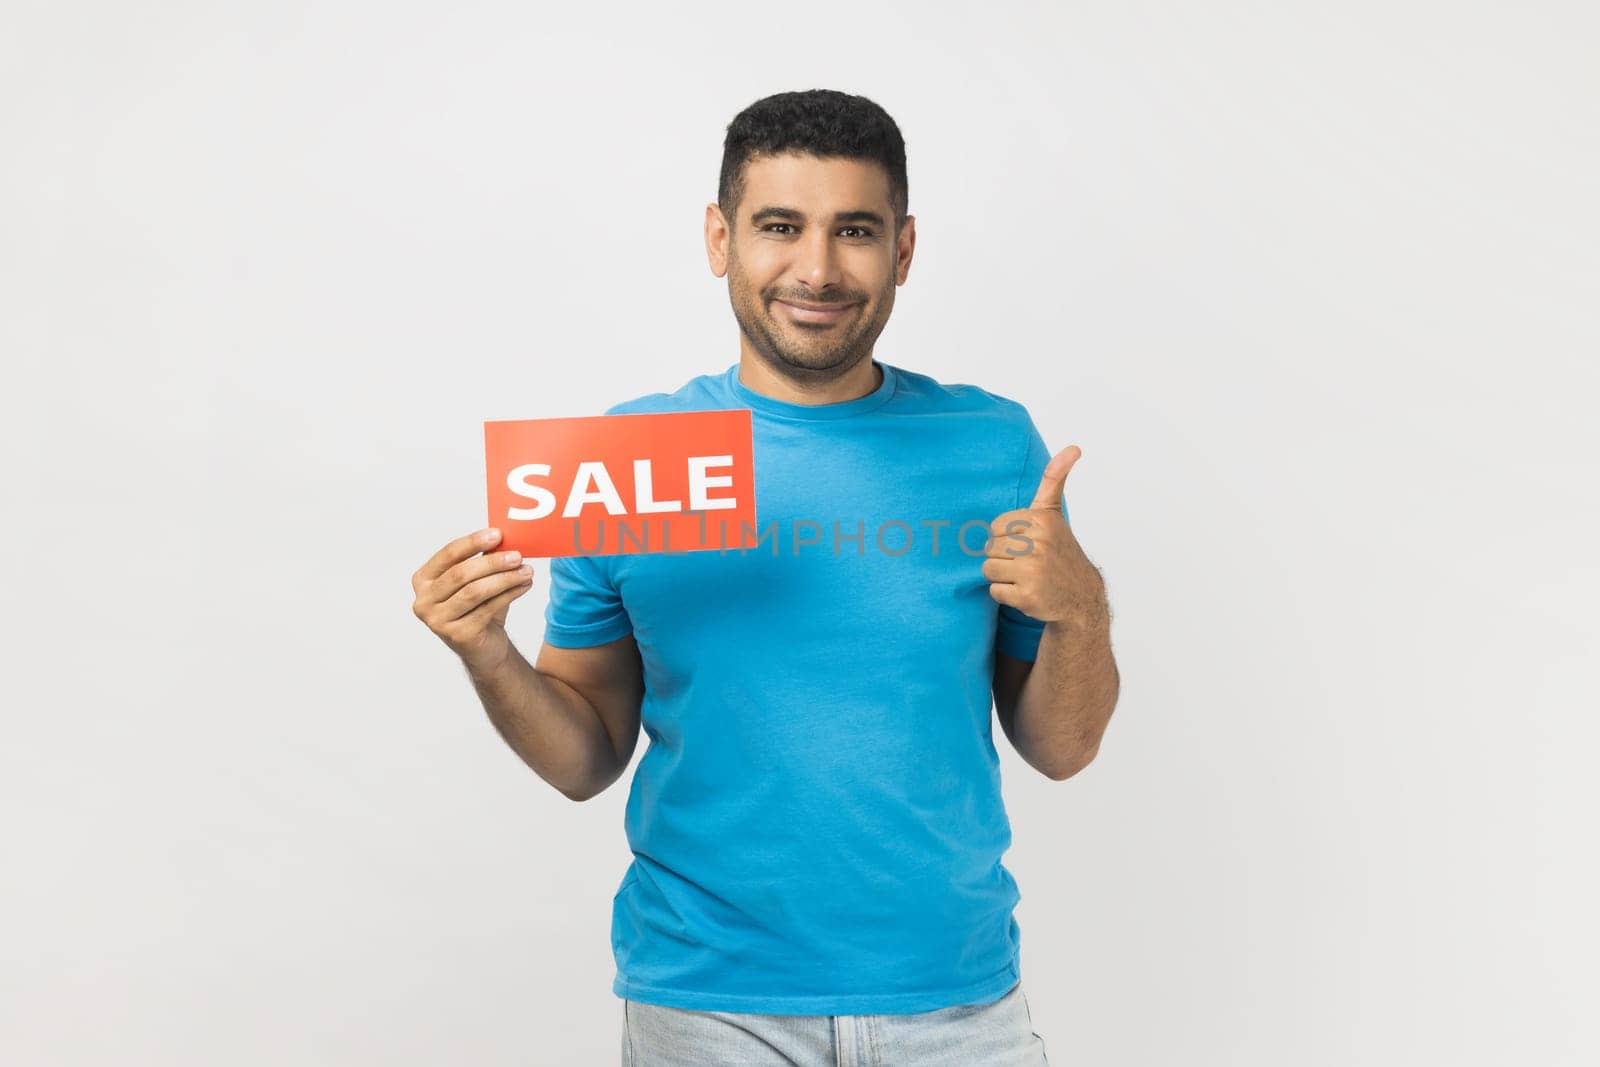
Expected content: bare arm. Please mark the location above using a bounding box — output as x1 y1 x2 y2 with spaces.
462 635 644 802
986 441 1119 781
993 608 1119 781
411 527 644 803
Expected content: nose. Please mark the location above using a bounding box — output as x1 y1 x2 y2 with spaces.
793 226 843 291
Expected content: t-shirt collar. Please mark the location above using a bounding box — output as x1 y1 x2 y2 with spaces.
723 359 898 421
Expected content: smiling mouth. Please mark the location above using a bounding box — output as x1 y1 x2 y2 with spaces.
776 299 859 324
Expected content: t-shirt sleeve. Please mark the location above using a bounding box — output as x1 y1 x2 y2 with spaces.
995 410 1071 663
542 553 634 648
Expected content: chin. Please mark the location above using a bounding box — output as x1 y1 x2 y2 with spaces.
774 356 832 374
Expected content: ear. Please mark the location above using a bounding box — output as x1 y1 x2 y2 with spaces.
895 214 916 285
705 203 730 278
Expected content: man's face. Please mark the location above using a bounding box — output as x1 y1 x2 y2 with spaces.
708 152 915 385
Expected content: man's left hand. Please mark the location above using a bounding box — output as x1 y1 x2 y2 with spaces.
984 445 1107 626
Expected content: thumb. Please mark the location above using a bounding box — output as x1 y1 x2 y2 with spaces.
1029 445 1081 510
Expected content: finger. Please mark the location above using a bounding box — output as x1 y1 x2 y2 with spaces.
439 563 534 622
985 520 1037 559
988 582 1025 609
415 527 502 587
981 556 1020 584
1029 445 1081 511
435 548 527 605
457 572 536 626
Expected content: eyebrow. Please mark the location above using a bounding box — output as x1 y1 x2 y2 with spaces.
749 206 888 229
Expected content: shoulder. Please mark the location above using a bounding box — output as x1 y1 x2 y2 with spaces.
886 363 1037 430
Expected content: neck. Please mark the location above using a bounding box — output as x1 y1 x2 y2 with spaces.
735 351 883 406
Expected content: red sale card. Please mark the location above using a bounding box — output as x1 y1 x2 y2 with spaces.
484 409 758 558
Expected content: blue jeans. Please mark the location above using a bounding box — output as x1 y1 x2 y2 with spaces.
621 980 1051 1066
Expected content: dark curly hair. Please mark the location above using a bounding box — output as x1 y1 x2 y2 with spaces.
718 89 908 236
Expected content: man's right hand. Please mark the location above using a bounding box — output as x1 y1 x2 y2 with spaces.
411 527 535 670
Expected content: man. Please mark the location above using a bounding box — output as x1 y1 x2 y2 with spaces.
411 89 1118 1065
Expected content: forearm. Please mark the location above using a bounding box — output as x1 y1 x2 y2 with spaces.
1012 608 1119 780
461 639 621 801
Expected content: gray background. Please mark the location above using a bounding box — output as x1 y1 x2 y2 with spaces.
4 1 1596 1064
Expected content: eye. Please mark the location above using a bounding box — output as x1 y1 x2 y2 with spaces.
840 226 874 238
761 223 797 234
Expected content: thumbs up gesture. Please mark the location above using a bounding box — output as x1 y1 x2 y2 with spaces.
984 445 1107 625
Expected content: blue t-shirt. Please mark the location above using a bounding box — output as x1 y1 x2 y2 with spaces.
542 359 1068 1015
